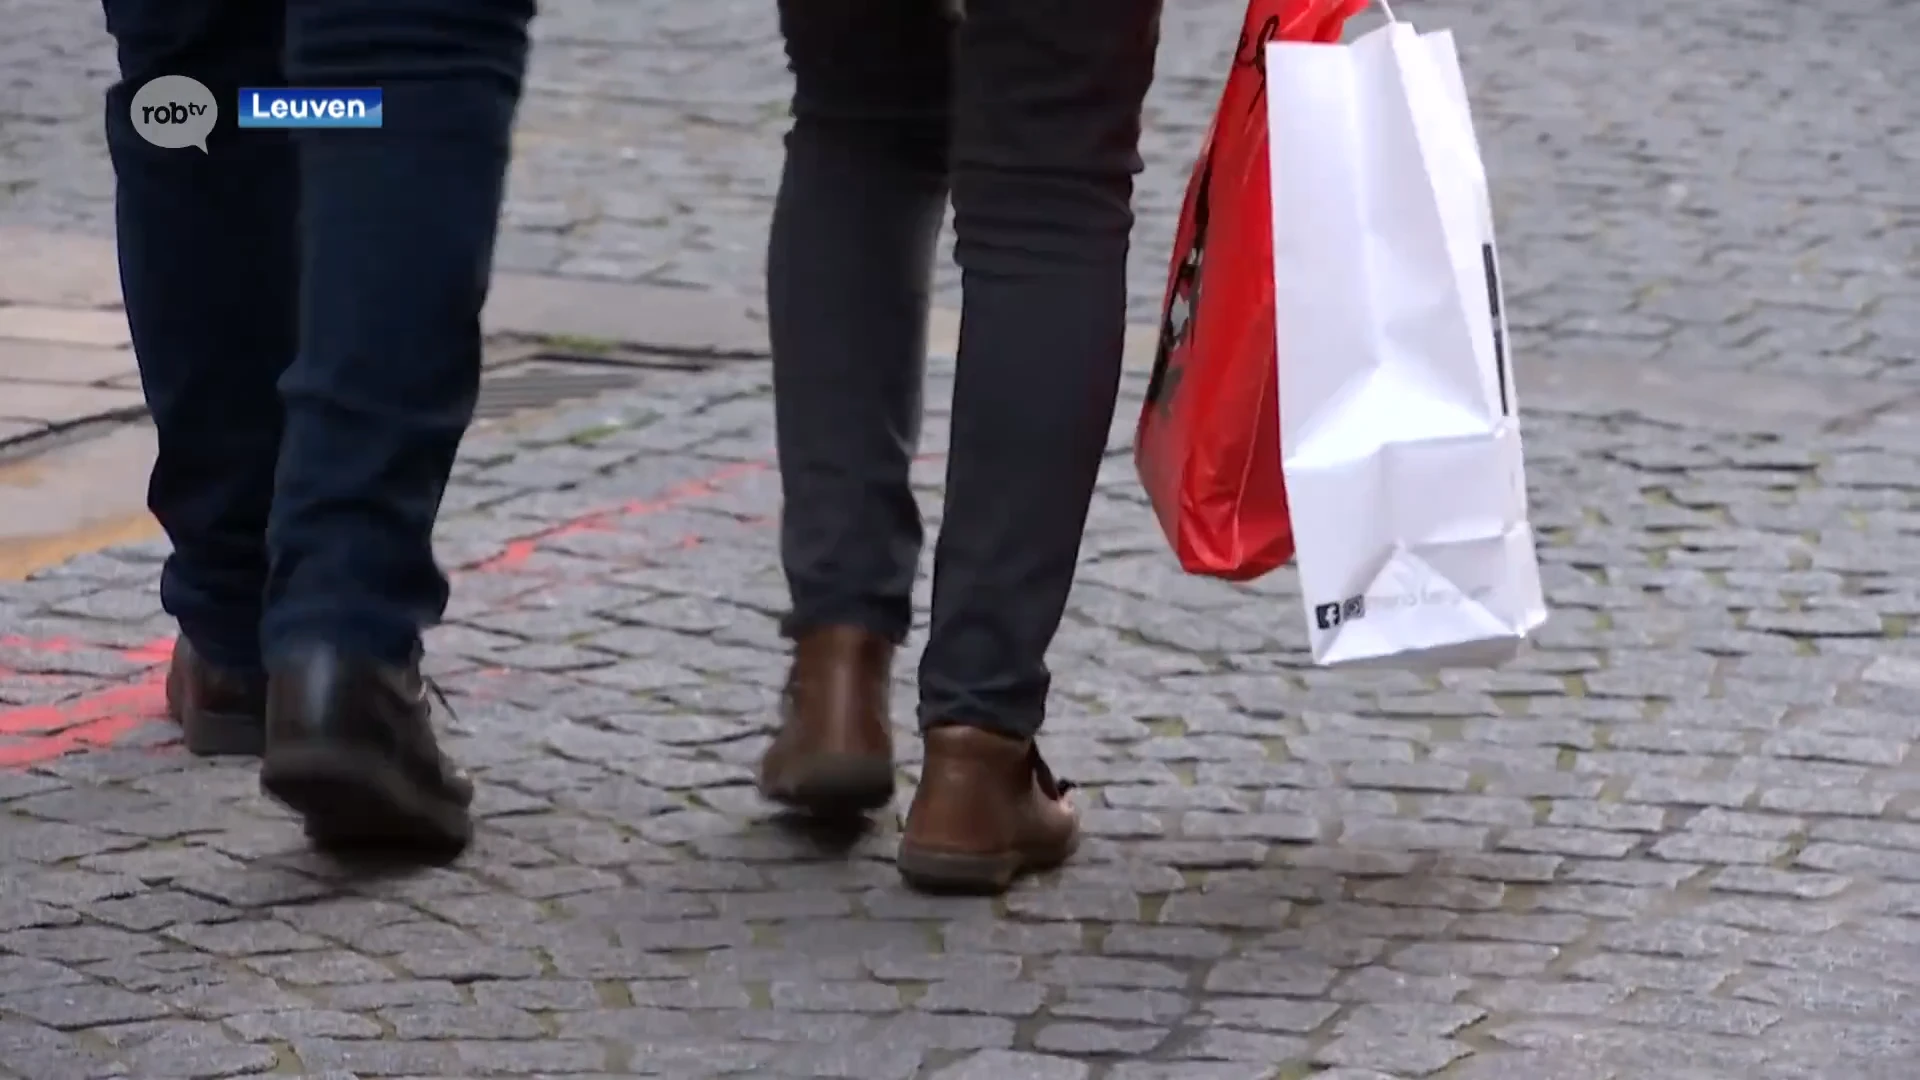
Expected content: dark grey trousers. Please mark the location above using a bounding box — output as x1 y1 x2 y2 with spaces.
771 0 1163 739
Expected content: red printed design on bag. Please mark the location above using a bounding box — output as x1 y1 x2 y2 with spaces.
1135 0 1365 581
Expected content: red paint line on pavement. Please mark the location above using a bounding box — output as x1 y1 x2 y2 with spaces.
0 682 167 768
470 460 767 574
0 636 177 766
0 460 770 767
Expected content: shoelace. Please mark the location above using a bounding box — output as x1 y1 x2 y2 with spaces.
418 674 470 766
422 674 459 726
1031 745 1075 798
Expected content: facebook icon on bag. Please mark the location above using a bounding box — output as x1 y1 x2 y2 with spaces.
237 88 382 128
1314 595 1366 630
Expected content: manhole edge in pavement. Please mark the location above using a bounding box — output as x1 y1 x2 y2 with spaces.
475 367 646 420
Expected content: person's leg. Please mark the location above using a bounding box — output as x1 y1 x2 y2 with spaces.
757 0 954 818
102 0 296 756
898 0 1162 893
257 0 533 859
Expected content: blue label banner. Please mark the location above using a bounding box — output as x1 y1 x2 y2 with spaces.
237 88 382 128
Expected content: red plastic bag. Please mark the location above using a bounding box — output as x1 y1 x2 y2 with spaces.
1136 0 1365 580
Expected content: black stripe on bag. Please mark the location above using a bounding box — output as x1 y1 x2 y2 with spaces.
1234 15 1282 116
1148 153 1216 416
1482 243 1510 417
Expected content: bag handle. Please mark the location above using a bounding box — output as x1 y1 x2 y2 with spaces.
1356 0 1402 25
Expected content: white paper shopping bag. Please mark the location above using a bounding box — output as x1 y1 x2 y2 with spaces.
1263 14 1548 668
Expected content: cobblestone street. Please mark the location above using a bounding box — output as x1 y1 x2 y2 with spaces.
4 0 1917 366
2 0 1920 1077
3 359 1920 1077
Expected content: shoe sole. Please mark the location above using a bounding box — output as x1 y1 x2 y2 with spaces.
181 709 266 757
760 753 896 817
896 833 1080 896
260 742 472 863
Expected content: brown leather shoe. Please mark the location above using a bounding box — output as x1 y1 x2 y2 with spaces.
897 725 1079 894
164 637 267 757
758 625 896 816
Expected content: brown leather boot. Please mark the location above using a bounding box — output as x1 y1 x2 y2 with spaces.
758 625 896 816
164 637 267 757
897 725 1079 894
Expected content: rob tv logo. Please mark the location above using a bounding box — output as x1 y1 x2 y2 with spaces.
129 75 219 151
143 100 207 126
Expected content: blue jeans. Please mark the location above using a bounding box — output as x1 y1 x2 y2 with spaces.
102 0 533 669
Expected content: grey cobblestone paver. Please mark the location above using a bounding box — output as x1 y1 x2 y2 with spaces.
2 0 1915 372
2 354 1920 1076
